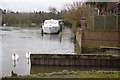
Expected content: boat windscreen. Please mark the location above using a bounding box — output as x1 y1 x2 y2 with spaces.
44 20 58 25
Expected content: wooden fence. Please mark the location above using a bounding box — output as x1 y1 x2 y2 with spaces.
86 15 119 31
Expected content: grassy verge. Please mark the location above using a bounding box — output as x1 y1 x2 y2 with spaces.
5 70 119 78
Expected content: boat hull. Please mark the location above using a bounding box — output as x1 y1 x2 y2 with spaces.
42 26 60 34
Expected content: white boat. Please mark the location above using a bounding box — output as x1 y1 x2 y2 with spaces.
42 19 61 34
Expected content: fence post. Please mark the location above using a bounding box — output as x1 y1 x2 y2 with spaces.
80 17 87 54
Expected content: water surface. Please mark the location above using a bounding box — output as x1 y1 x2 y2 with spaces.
1 26 74 77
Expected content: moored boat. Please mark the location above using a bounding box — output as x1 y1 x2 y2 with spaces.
42 19 62 34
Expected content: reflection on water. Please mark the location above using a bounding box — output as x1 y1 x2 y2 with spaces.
13 61 17 67
1 26 74 77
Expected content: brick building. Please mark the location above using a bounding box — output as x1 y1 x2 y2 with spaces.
106 2 120 14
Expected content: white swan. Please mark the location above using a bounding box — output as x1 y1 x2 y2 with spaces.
12 54 19 61
25 52 31 59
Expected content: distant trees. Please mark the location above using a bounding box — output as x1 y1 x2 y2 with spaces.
48 7 57 14
48 7 59 19
2 9 62 27
2 13 31 26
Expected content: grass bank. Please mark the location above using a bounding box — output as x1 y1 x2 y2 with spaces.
4 70 120 78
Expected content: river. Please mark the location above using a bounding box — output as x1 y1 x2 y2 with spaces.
0 26 75 77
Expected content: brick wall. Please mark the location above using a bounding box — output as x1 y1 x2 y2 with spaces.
82 30 119 47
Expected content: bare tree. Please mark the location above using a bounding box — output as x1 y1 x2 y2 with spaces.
62 2 94 28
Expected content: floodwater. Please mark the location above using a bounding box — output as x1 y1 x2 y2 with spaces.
0 26 75 77
0 26 118 77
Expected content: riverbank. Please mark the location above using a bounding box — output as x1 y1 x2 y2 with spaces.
2 70 120 79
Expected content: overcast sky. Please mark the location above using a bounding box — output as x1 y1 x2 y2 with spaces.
0 0 82 12
0 0 119 12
